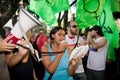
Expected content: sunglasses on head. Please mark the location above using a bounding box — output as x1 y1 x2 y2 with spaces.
71 25 77 28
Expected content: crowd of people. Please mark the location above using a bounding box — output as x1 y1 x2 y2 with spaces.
0 3 120 79
0 18 120 80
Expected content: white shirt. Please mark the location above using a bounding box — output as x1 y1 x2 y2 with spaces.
65 35 85 73
87 37 108 70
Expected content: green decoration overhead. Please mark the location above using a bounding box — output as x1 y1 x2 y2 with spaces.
28 0 70 26
76 0 105 29
110 0 120 12
97 0 119 61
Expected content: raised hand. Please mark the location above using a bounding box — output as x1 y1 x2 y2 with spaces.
0 36 16 52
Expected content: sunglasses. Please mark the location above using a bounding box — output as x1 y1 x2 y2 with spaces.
71 25 77 28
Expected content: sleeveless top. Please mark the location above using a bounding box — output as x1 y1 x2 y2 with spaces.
43 44 73 80
87 37 108 70
8 56 34 80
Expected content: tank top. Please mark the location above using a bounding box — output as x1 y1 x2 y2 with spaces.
43 44 73 80
87 37 108 70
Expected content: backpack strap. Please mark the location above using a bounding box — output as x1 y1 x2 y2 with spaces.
72 29 80 50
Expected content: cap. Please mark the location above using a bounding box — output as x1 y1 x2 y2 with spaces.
89 25 103 36
89 25 102 31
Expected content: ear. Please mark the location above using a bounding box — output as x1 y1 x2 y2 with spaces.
52 34 55 39
67 26 70 31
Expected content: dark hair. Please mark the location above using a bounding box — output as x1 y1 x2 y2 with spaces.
0 28 6 38
90 25 104 36
12 15 18 27
112 12 120 19
49 26 64 40
66 21 76 28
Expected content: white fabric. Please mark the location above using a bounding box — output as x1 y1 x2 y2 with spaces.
69 45 89 61
65 35 85 73
87 37 108 71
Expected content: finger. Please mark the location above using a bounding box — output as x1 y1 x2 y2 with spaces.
4 49 13 52
4 35 13 42
5 43 16 48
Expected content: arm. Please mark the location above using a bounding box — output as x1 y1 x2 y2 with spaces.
5 40 29 67
87 31 107 49
41 41 68 73
89 37 107 49
41 45 63 73
33 69 38 80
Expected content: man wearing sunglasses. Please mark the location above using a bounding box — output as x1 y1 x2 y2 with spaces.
65 21 87 80
87 25 108 80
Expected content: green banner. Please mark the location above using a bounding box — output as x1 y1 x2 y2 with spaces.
76 0 105 29
28 0 70 26
28 0 56 25
110 0 120 12
97 0 119 61
49 0 70 13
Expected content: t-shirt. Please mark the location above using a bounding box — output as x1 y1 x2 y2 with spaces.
36 34 48 51
87 37 108 70
65 35 85 73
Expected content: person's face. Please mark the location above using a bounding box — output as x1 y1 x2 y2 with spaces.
69 21 78 35
115 19 120 31
90 30 97 37
52 29 66 44
39 30 44 34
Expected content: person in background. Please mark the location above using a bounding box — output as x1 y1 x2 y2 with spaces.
86 25 108 80
41 26 82 80
31 28 48 80
36 29 48 51
0 35 16 80
5 30 38 80
65 21 87 80
31 26 40 43
112 12 120 80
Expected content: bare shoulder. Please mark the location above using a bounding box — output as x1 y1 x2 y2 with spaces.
98 37 108 48
101 37 108 43
41 44 48 52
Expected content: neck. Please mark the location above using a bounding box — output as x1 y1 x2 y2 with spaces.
51 42 59 49
67 33 75 37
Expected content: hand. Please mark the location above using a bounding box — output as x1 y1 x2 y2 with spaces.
59 41 68 51
17 39 29 56
0 36 16 52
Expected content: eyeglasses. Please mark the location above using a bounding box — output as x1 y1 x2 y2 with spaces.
71 25 77 28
